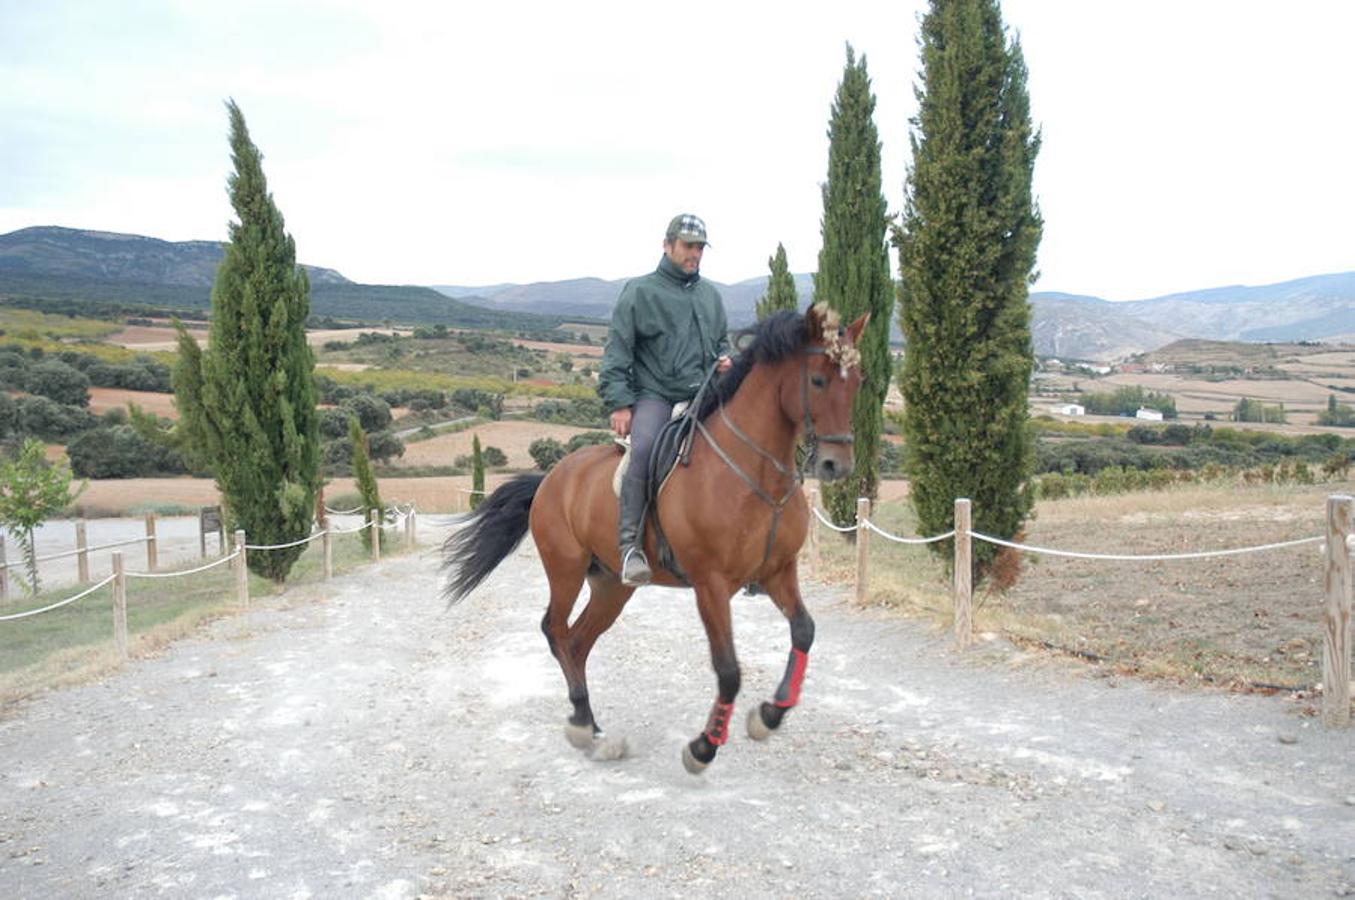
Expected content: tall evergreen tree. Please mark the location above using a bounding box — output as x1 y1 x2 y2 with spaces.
470 433 485 510
350 416 382 551
815 45 895 529
755 243 799 320
173 100 321 581
896 0 1042 574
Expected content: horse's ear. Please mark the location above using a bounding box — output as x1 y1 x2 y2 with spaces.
805 301 827 343
846 312 870 345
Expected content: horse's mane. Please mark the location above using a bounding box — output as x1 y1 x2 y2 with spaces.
695 310 807 421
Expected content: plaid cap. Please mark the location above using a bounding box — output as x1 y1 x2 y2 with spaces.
665 213 710 246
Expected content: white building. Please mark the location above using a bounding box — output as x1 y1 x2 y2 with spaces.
1050 403 1085 416
1135 407 1164 421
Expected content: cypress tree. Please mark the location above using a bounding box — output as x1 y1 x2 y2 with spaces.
350 416 382 552
470 433 485 510
755 243 799 321
896 0 1042 574
173 100 321 581
815 45 896 529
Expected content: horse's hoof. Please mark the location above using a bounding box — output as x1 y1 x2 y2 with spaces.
681 743 710 775
590 734 630 762
564 722 595 750
746 705 772 741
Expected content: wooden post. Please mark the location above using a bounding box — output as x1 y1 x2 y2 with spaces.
144 513 157 572
111 551 128 661
954 498 973 649
76 520 90 583
1322 494 1352 728
234 529 249 607
370 509 382 562
0 535 7 602
807 487 820 581
855 497 870 603
406 504 416 547
322 527 333 581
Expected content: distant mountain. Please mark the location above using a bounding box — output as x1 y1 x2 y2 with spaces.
0 226 349 286
8 226 1352 360
434 272 817 325
1028 293 1185 361
0 226 574 331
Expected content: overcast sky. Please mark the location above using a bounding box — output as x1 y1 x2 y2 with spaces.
2 0 1352 301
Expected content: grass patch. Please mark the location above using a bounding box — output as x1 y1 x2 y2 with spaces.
0 525 422 710
808 479 1348 693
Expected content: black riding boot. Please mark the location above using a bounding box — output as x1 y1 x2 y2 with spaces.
617 475 652 586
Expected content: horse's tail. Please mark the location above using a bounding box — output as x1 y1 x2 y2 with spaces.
441 473 545 605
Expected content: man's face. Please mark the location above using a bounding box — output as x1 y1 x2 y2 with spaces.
664 238 705 274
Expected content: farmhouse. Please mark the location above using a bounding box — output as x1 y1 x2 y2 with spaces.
1135 407 1164 421
1050 403 1085 416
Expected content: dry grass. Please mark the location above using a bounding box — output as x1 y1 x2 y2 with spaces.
395 421 599 470
811 478 1355 695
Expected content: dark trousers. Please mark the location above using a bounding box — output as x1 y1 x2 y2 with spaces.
623 397 674 496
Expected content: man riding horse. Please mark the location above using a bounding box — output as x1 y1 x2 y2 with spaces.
597 213 733 586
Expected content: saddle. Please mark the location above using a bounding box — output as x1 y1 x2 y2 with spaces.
611 403 699 584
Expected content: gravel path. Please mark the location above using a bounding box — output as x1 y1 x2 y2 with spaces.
1 531 1352 898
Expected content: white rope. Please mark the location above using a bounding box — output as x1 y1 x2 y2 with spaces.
0 574 117 621
245 531 327 551
969 531 1324 562
420 515 464 527
27 535 148 565
811 506 859 533
323 505 364 515
861 518 956 545
125 551 241 579
458 488 487 496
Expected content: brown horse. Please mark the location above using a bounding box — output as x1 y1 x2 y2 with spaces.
442 303 868 773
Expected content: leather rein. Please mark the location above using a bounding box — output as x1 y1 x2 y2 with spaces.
693 345 854 569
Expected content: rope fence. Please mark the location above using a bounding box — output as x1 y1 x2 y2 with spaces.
1 504 422 667
806 487 1354 730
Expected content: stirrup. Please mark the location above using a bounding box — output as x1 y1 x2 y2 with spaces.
620 546 652 586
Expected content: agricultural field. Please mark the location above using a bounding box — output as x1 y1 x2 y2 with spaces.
1034 338 1355 432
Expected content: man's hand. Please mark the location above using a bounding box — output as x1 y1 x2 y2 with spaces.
610 406 633 437
716 354 733 374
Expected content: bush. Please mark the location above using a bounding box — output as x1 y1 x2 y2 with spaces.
15 395 96 441
565 431 614 454
25 359 90 407
67 425 187 478
529 437 566 471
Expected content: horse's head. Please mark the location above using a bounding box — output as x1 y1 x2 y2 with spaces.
794 302 870 482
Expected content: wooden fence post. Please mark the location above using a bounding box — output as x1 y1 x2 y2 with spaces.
406 504 416 547
1322 494 1352 728
76 520 90 583
322 526 333 581
144 513 157 572
855 497 870 603
370 510 382 562
954 498 973 649
234 529 249 607
807 487 820 581
111 551 128 661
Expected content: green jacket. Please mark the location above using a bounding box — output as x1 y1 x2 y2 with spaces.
598 255 731 410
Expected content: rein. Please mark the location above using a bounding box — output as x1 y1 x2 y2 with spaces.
693 345 854 570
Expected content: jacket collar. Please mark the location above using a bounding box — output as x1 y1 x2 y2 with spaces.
657 254 701 287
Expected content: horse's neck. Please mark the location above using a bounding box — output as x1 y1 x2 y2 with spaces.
707 361 798 471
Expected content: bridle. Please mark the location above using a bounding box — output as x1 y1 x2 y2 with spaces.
693 344 856 568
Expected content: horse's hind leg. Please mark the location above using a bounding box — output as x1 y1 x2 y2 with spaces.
543 568 634 759
747 562 815 741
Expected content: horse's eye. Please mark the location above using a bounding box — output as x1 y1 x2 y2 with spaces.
810 374 827 389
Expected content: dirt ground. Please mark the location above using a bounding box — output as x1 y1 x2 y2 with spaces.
1 531 1351 897
87 387 179 419
105 325 408 353
397 422 601 470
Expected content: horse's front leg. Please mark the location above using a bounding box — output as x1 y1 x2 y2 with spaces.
747 563 814 741
683 580 741 775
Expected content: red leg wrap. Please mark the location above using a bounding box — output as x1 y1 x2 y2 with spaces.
704 700 735 746
775 648 809 709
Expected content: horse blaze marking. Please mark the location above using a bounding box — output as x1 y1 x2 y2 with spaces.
775 648 808 709
705 700 735 745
